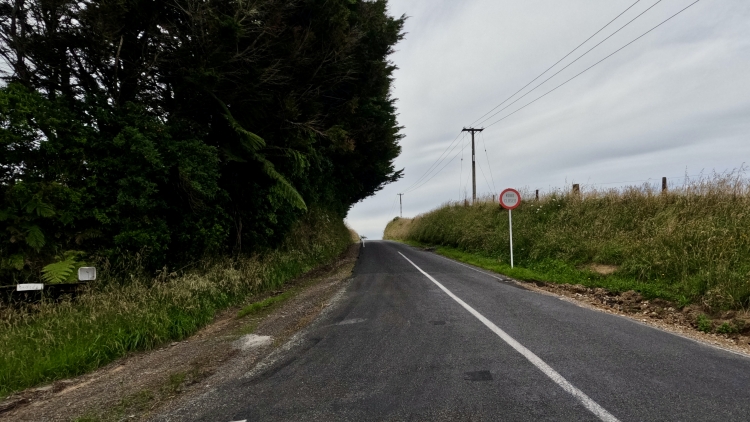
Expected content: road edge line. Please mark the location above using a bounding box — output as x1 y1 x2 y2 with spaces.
398 251 620 422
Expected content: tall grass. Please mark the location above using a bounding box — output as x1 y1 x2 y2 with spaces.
0 210 352 398
385 171 750 311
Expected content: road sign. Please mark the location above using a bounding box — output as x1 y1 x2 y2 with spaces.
17 283 43 291
499 188 521 210
78 267 97 281
499 188 521 268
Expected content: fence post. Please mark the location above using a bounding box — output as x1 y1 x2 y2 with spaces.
662 177 667 193
535 189 539 200
572 184 580 195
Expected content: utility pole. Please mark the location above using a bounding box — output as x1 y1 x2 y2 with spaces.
462 128 484 204
398 193 403 217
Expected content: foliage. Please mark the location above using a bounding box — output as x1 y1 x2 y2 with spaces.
696 314 712 333
41 251 86 284
237 291 294 318
385 171 750 311
0 0 403 279
0 209 352 398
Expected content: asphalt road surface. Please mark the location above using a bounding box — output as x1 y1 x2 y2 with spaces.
161 241 750 421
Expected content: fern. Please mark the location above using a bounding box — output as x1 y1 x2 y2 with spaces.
259 157 307 211
42 259 76 284
25 194 56 217
25 225 46 250
212 94 266 152
213 94 307 211
41 251 86 284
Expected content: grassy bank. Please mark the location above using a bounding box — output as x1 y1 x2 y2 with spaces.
0 211 352 398
385 173 750 311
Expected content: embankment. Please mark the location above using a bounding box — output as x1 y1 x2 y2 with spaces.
0 210 352 398
385 174 750 312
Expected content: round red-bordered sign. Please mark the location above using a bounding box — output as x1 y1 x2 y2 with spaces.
499 188 521 210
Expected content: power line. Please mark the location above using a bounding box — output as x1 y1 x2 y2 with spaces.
484 0 701 129
405 135 468 194
400 131 464 194
467 0 644 127
475 0 664 128
406 136 467 194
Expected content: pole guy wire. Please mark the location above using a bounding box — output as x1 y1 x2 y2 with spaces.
481 131 496 192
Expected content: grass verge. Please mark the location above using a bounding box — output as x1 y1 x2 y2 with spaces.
237 291 295 318
413 242 684 304
0 210 352 399
385 170 750 312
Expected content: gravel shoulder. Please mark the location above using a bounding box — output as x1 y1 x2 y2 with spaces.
524 280 750 357
0 243 360 422
430 249 750 358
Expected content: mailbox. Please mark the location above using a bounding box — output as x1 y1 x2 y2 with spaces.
78 267 97 281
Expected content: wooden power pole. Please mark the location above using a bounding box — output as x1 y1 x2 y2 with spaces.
462 128 484 204
398 193 403 217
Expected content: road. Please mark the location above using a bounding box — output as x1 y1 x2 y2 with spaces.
159 241 750 421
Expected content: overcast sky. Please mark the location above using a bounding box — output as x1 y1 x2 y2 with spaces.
346 0 750 239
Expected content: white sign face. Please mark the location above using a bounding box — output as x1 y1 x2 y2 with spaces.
17 283 44 291
500 188 521 209
78 267 97 281
502 192 519 207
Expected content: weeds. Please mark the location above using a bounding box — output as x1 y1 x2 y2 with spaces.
237 291 294 318
0 210 352 398
697 314 713 333
385 169 750 312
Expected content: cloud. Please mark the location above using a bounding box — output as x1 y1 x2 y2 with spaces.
347 0 750 239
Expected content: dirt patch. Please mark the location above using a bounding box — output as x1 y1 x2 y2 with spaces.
521 281 750 356
587 264 619 275
0 243 360 422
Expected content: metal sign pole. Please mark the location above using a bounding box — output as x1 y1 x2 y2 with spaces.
509 209 514 268
499 188 520 269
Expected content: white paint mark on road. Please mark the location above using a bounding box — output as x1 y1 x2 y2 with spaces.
337 318 367 325
234 334 272 351
399 252 620 422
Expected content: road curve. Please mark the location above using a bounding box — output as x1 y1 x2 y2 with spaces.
157 241 750 421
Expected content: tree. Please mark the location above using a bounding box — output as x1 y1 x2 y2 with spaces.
0 0 404 279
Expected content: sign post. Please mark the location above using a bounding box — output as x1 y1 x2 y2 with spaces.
499 188 521 268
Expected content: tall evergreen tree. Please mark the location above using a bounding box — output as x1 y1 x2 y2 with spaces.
0 0 404 280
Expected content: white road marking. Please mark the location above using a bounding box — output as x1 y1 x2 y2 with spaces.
337 318 367 325
398 252 620 422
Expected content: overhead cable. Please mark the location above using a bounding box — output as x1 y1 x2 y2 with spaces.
475 0 665 128
400 131 464 194
484 0 702 129
467 0 644 127
405 135 468 194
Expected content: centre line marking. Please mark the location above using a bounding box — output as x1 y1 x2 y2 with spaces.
398 252 620 422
